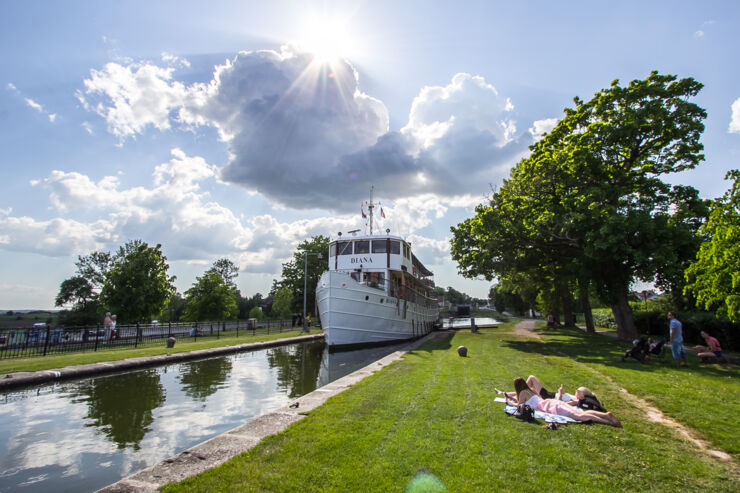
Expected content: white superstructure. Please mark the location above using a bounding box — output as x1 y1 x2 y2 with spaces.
316 196 440 346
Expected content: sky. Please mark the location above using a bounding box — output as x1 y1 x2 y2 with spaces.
1 1 739 310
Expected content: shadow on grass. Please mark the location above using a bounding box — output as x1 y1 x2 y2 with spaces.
406 332 454 355
501 327 738 377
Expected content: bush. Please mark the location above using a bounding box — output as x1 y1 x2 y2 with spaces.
591 309 617 330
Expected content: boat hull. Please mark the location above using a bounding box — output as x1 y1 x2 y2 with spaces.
316 271 439 346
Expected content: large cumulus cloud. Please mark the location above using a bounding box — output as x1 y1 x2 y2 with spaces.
80 48 538 211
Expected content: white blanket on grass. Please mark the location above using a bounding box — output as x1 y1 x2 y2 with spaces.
494 397 582 423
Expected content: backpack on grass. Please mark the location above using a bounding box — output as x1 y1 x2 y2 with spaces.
514 404 535 422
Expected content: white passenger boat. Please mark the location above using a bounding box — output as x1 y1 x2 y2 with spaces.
316 194 440 347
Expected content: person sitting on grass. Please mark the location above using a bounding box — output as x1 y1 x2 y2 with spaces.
643 337 667 360
696 331 724 362
621 337 649 363
496 377 622 427
520 375 607 412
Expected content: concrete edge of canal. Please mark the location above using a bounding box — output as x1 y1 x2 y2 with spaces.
96 331 448 493
0 333 325 391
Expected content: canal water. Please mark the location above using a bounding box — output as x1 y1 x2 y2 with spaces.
442 317 501 328
0 340 407 492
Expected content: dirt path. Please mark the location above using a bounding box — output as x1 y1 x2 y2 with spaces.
510 319 542 339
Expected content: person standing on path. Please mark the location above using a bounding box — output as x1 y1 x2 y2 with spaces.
668 312 687 368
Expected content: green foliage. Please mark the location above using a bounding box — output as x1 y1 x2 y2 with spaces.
450 71 707 341
99 241 176 323
209 258 240 289
276 235 330 314
685 170 740 323
238 293 264 320
272 287 293 319
183 271 238 322
248 306 265 320
55 276 94 309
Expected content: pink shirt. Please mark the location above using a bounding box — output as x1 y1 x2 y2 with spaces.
705 336 721 352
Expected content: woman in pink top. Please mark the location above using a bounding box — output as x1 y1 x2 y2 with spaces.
497 378 622 427
697 331 723 359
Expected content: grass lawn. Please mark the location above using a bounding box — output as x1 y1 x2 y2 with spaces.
0 328 322 375
163 322 739 493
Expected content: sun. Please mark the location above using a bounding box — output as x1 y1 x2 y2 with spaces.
298 14 356 63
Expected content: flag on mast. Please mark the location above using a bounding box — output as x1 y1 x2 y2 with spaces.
380 207 386 219
361 206 367 219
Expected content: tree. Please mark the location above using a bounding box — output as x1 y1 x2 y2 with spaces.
451 72 707 340
99 241 176 323
55 276 94 309
183 271 238 321
209 258 240 289
272 287 294 319
277 235 330 315
685 170 740 322
248 306 265 320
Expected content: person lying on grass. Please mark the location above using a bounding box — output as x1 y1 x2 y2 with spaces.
514 375 607 413
495 377 622 427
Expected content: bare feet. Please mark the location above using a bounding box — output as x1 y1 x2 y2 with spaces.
607 412 622 428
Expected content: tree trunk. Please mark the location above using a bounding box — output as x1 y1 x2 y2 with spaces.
561 286 575 327
578 279 595 333
611 290 638 341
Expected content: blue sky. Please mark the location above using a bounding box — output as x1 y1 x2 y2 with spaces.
1 1 739 309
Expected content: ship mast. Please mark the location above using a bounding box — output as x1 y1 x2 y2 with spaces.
368 186 375 235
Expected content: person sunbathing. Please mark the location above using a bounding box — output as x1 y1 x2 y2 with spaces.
496 377 621 427
521 375 606 412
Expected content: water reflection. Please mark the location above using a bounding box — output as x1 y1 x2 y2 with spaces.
178 357 233 401
73 370 165 450
267 343 323 398
0 340 409 492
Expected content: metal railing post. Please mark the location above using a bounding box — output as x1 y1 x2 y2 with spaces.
43 325 51 356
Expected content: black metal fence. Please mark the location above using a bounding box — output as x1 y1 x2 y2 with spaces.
0 319 311 360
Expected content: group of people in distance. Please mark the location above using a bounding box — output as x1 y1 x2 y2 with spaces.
621 312 725 367
496 375 622 427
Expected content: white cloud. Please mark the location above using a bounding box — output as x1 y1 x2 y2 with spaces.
6 84 57 122
0 215 110 256
730 97 740 134
529 118 558 139
80 61 190 139
693 30 704 38
80 51 534 211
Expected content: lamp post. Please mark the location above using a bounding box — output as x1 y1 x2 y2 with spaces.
303 252 322 332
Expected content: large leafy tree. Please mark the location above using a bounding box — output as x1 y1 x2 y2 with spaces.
183 270 238 321
99 241 176 323
685 170 740 322
452 72 707 341
277 235 330 315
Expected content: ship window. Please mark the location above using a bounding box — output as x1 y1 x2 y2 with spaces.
372 240 387 253
355 240 370 254
330 243 336 257
389 241 400 254
337 241 353 255
380 298 384 303
365 295 369 300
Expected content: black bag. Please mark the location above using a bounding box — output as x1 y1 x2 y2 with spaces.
578 395 606 413
514 404 535 422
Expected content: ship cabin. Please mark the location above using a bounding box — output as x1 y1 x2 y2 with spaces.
328 234 436 306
